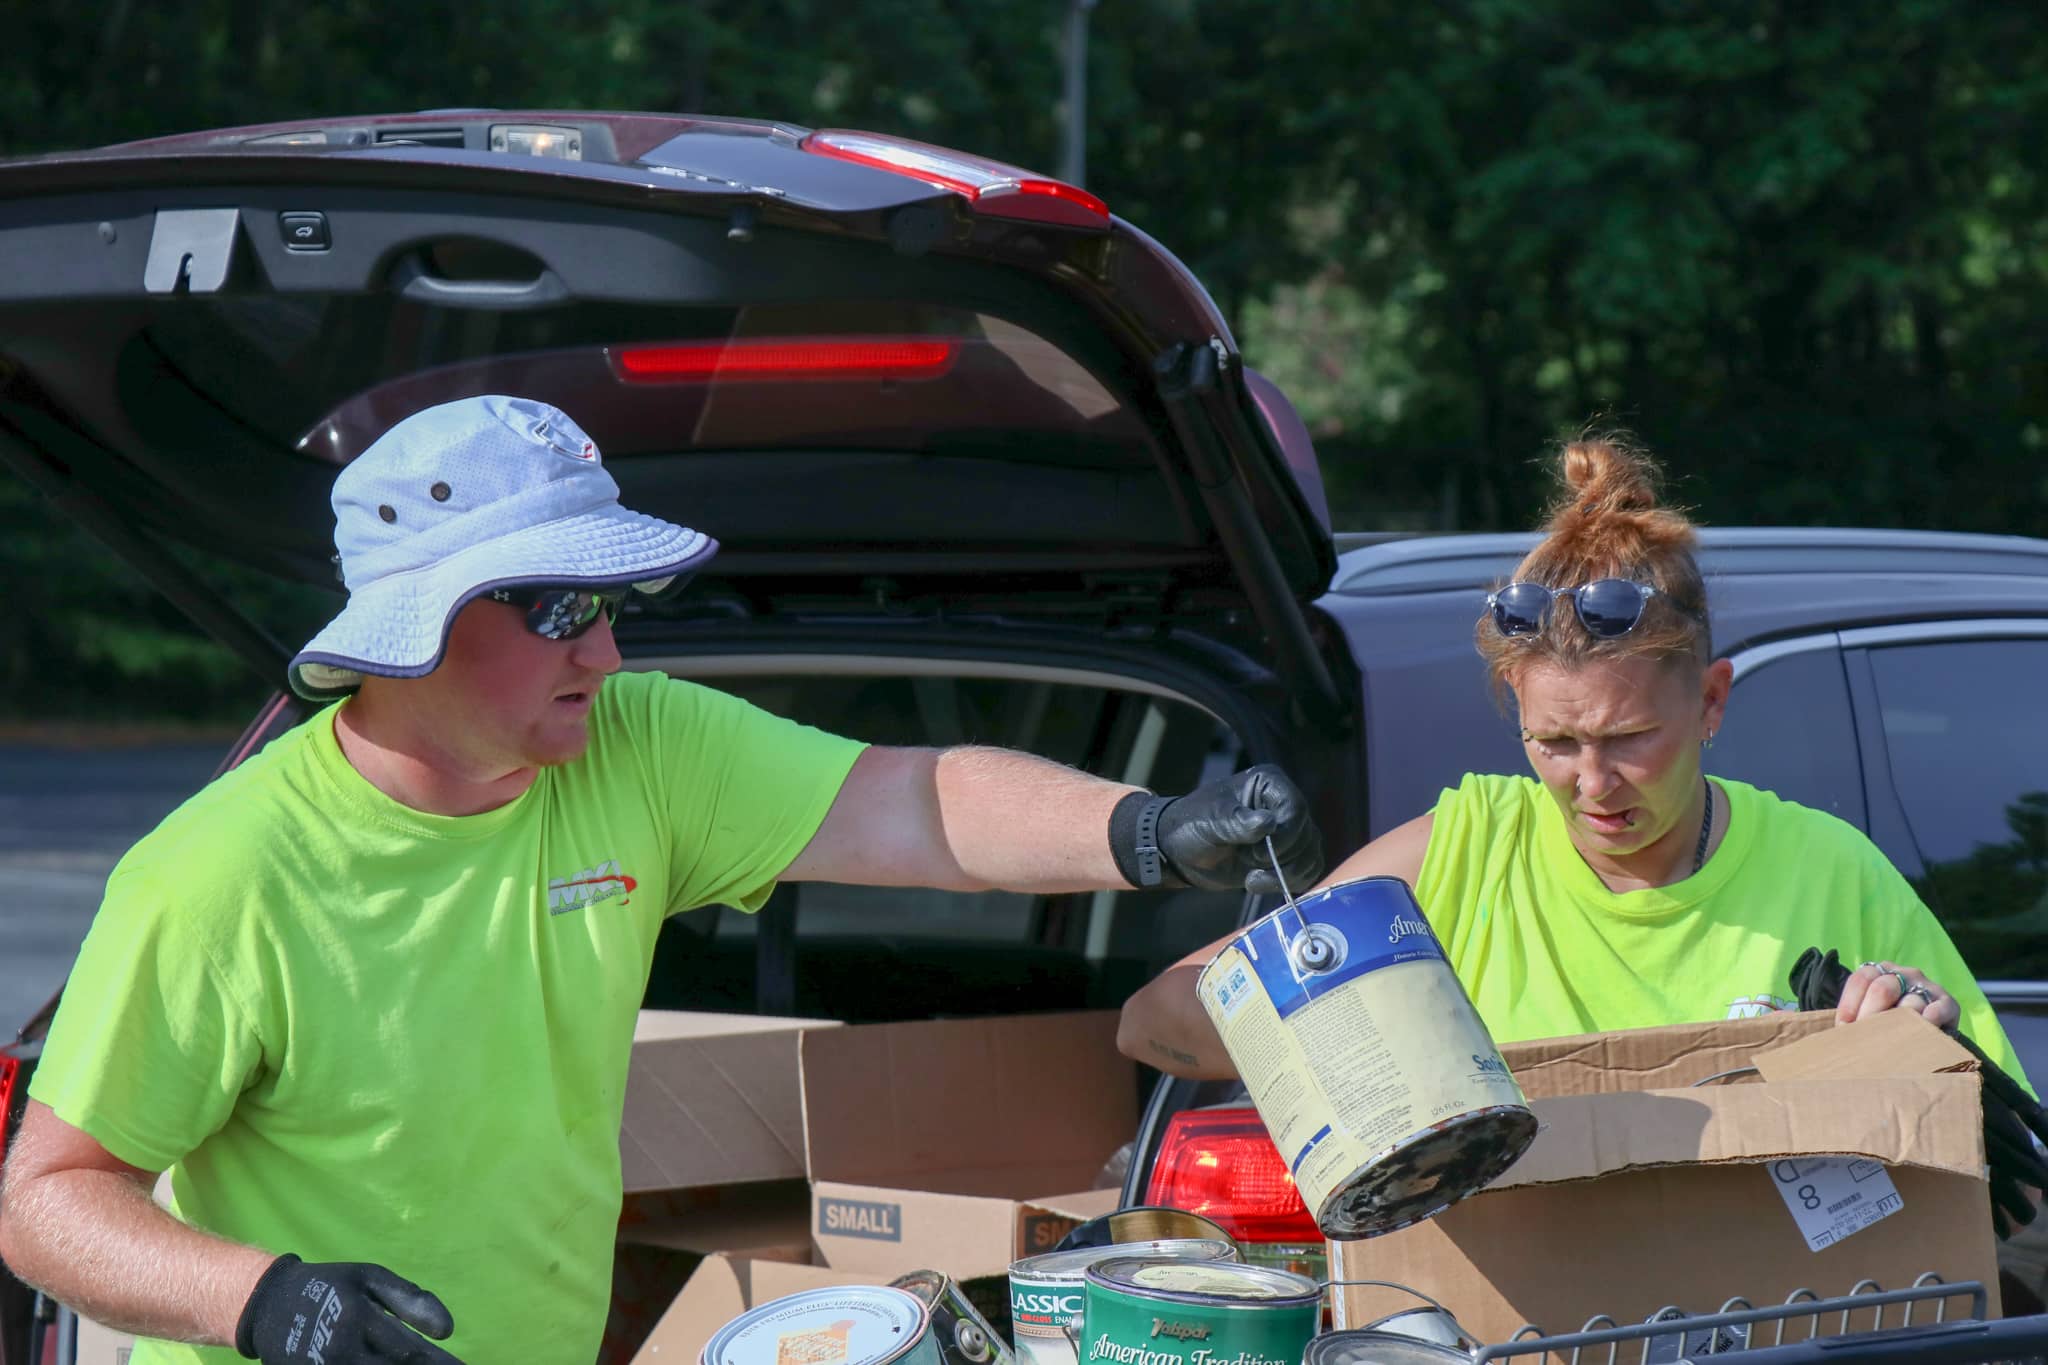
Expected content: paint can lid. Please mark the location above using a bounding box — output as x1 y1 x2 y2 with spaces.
1010 1238 1236 1282
1053 1206 1237 1252
702 1286 929 1365
1085 1257 1321 1305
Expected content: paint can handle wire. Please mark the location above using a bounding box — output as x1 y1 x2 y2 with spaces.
1318 1278 1458 1314
1262 833 1310 936
1320 1280 1476 1349
1265 834 1336 972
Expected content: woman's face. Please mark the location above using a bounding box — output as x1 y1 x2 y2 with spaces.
1511 653 1732 867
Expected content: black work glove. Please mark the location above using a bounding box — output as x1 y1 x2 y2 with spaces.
1790 947 2048 1239
237 1254 464 1365
1110 764 1324 894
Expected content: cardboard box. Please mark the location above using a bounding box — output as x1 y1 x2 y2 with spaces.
632 1251 898 1365
74 1315 133 1365
804 1012 1135 1279
1331 1009 1997 1346
622 1011 839 1196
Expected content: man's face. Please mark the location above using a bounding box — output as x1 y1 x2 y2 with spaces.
418 593 624 771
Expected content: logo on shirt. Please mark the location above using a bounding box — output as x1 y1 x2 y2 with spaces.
548 857 637 914
1725 993 1798 1019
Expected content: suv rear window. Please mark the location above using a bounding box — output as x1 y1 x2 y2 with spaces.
641 670 1251 1024
140 297 1153 466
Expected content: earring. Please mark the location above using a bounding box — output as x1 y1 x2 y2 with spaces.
1702 729 1717 750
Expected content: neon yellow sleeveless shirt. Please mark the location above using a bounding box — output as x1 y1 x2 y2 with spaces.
31 669 865 1365
1414 772 2027 1088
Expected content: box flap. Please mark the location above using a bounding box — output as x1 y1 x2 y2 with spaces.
1331 1162 1999 1348
622 1011 840 1195
633 1253 747 1365
1024 1188 1121 1222
1503 1012 1836 1099
801 1012 1134 1192
1494 1074 1986 1190
1752 1008 1978 1083
632 1011 832 1043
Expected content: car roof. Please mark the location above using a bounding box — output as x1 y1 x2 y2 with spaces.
1331 527 2048 597
1329 527 2048 647
1320 526 2048 836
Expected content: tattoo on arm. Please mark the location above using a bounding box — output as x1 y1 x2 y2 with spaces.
1147 1038 1201 1068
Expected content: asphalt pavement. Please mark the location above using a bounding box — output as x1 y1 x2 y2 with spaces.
2 741 227 1037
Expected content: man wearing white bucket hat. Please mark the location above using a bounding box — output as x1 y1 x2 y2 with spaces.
0 396 1324 1365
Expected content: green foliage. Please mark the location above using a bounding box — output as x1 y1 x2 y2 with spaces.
0 476 284 721
1243 1 2048 533
3 1 2046 718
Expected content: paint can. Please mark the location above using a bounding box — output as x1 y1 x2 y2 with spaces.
1357 1309 1475 1355
702 1286 943 1365
1302 1331 1473 1365
1078 1257 1321 1365
1326 1280 1477 1355
890 1270 1014 1365
1010 1239 1239 1365
1196 874 1537 1238
1054 1208 1238 1253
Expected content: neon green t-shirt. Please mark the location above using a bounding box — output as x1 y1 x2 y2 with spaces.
31 669 865 1365
1414 772 2029 1089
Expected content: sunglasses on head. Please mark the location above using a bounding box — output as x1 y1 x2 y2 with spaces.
1486 577 1703 639
487 585 629 641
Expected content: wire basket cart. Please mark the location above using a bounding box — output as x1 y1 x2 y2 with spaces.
1466 1275 2048 1365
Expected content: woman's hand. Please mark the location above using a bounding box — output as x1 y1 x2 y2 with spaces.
1835 959 1961 1031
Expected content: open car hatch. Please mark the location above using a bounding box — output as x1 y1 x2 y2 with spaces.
0 112 1344 721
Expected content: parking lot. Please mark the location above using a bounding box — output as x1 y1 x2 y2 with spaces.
1 740 223 1034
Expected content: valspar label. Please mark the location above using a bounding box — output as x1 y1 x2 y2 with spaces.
1079 1259 1318 1365
1197 875 1536 1238
819 1197 903 1241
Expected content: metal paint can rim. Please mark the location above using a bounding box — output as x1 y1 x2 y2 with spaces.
1082 1256 1322 1308
1312 1102 1538 1239
1303 1329 1475 1365
702 1285 933 1365
1052 1206 1238 1253
1010 1238 1237 1282
1359 1306 1478 1353
890 1270 1011 1365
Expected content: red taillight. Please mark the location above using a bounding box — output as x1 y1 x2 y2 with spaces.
0 1052 21 1148
800 130 1110 229
1143 1106 1323 1243
609 337 959 384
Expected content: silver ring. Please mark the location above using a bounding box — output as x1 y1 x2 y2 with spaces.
1886 969 1913 999
1901 983 1937 1007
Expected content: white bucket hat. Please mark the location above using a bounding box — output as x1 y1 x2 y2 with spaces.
289 394 717 700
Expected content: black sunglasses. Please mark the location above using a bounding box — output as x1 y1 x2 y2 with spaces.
487 585 628 641
1486 577 1703 639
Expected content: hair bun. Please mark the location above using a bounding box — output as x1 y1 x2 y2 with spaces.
1555 434 1659 524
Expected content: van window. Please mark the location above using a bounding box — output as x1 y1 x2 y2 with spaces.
1866 639 2048 980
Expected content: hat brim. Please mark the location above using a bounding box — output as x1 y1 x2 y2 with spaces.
289 503 716 700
